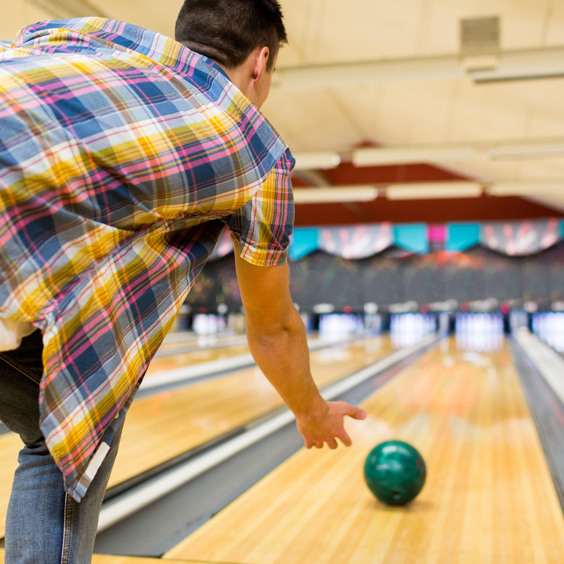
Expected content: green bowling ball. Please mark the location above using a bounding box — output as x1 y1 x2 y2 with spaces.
364 440 426 506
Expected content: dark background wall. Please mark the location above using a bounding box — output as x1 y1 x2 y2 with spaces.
185 242 564 314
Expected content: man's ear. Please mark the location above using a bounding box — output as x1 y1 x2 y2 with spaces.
251 46 270 81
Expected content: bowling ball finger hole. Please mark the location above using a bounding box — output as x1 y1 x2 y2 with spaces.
391 491 402 501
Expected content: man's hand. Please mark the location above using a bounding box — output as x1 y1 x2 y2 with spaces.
234 252 367 450
296 400 367 449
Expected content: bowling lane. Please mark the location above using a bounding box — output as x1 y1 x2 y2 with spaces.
147 330 357 377
0 335 392 539
109 335 393 487
156 330 246 354
145 332 250 376
165 337 564 564
150 341 250 372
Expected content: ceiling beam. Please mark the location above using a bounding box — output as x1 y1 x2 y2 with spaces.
273 47 564 90
292 179 564 204
313 138 564 168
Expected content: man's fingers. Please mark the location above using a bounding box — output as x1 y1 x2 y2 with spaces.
346 405 367 420
298 402 367 450
304 436 342 450
337 430 352 447
326 437 338 449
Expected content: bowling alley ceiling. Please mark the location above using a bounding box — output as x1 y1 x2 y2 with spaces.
4 0 564 224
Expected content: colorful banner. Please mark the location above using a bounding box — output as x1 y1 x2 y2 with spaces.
446 223 481 252
290 228 323 260
428 224 447 244
393 224 429 255
318 224 393 259
207 218 564 262
480 218 560 256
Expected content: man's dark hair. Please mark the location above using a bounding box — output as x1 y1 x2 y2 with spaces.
175 0 287 71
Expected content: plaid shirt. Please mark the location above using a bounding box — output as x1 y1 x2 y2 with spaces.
0 18 294 501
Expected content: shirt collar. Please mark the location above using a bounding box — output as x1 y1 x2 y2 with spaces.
196 54 231 81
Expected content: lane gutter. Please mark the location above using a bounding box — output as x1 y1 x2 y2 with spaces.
98 333 438 533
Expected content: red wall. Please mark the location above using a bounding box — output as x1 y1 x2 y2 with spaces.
292 162 564 226
294 195 563 226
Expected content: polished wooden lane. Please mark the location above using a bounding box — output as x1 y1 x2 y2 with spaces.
145 332 250 375
110 335 393 487
165 338 564 563
0 335 392 538
148 331 350 377
156 331 244 352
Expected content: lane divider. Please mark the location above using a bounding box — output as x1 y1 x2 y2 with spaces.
155 334 249 357
514 328 564 404
141 333 374 391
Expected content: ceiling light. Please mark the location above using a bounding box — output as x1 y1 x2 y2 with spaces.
487 180 564 196
386 182 482 200
469 47 564 83
347 138 564 166
352 145 481 166
292 152 341 170
293 186 378 204
489 141 564 160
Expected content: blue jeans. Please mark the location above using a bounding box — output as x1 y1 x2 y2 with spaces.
0 331 123 563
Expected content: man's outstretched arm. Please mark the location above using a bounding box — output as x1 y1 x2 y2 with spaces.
234 252 366 449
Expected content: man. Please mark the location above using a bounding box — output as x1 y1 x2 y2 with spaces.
0 1 366 561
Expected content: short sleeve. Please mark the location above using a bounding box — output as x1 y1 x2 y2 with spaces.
227 149 295 266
